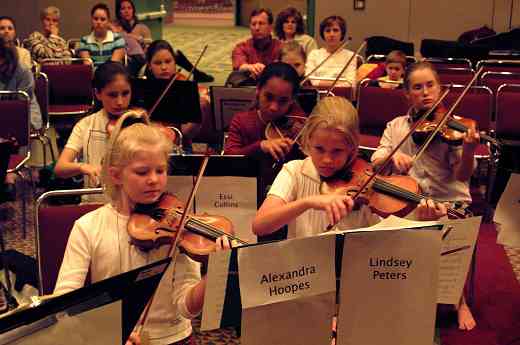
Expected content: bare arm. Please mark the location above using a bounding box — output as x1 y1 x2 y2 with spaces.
111 47 126 64
55 147 101 182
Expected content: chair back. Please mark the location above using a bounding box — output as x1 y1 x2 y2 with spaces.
480 71 520 95
476 59 520 73
496 84 520 138
34 72 49 129
357 79 408 134
0 91 30 146
425 57 472 69
437 67 475 85
366 54 416 64
443 85 493 131
40 58 93 105
35 188 103 295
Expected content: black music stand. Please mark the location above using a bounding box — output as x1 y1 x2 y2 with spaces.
131 78 202 125
0 258 171 345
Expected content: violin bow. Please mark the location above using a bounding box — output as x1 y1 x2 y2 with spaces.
325 41 367 97
299 40 349 86
411 67 484 164
135 154 210 338
148 44 209 118
326 88 452 230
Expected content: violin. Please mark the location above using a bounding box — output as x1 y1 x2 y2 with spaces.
412 103 500 147
127 193 247 262
320 158 468 220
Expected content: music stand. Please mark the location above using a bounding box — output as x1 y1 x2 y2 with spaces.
296 88 319 115
209 86 256 132
0 258 171 345
131 78 202 125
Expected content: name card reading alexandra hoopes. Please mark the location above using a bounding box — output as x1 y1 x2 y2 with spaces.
238 234 336 345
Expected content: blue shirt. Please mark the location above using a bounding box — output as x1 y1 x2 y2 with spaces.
78 31 126 66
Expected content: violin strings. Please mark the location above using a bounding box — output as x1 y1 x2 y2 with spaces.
372 178 464 218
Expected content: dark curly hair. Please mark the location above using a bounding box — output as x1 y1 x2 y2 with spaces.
274 7 305 40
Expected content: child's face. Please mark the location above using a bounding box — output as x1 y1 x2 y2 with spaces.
113 144 168 207
281 52 305 77
149 49 176 80
95 74 131 117
407 68 441 112
308 128 353 178
257 76 294 122
323 22 343 50
91 9 109 36
385 62 405 81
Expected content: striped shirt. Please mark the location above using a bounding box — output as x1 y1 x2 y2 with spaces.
78 31 125 66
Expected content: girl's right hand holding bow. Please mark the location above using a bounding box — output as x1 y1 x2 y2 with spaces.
260 137 294 161
305 194 355 227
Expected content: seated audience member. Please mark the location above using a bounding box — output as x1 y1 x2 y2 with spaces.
231 8 282 79
0 16 32 69
116 0 214 82
279 41 306 79
26 6 72 62
305 15 356 87
110 19 145 77
224 62 305 160
0 37 42 200
367 50 406 89
275 7 317 57
78 3 125 67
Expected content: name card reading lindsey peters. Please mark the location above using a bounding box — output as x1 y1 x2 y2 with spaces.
238 234 335 308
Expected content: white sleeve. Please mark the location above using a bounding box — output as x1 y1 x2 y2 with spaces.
173 254 202 319
54 221 92 294
342 53 357 88
371 119 397 163
65 117 87 154
266 163 298 203
305 50 320 86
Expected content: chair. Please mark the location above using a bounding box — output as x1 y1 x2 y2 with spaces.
424 57 472 69
366 54 417 64
487 84 520 202
475 59 520 73
35 188 103 295
479 71 520 95
0 91 31 238
40 58 94 117
437 67 475 85
356 79 408 151
29 71 58 168
442 85 494 164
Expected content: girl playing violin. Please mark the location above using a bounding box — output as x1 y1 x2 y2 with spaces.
224 62 305 161
144 39 207 148
371 61 479 330
54 110 231 345
252 96 447 239
55 61 131 194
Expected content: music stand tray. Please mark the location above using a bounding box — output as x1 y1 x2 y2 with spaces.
0 258 171 345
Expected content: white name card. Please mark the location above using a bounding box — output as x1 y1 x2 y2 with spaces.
238 234 336 345
337 228 441 345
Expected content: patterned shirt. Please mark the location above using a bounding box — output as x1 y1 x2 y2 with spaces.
26 31 72 61
78 31 125 66
231 37 282 70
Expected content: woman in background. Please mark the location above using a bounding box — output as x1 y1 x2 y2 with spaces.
274 7 317 57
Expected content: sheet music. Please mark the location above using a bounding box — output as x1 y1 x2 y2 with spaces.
495 173 520 247
201 250 232 331
437 217 481 305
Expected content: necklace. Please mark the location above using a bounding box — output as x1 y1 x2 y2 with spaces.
257 110 267 125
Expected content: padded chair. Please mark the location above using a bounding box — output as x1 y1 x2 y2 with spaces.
479 71 520 95
475 59 520 73
366 54 417 64
487 84 520 202
0 91 32 238
437 67 475 85
35 188 103 295
424 57 472 69
365 36 414 57
40 58 94 117
442 85 493 158
356 79 408 151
